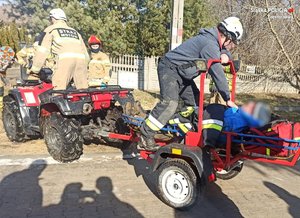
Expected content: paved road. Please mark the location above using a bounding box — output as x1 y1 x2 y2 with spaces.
0 152 299 218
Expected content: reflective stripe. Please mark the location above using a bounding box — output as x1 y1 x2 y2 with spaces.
266 148 270 156
203 123 222 131
202 119 223 126
59 53 86 60
148 114 164 129
36 46 50 53
169 118 180 124
178 123 189 133
90 59 111 64
184 123 193 129
145 119 160 131
180 106 195 118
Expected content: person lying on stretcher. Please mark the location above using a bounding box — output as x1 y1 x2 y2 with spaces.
168 101 271 146
201 101 271 148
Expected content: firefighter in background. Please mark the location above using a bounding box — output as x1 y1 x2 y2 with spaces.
29 8 89 90
87 35 111 87
0 46 15 111
17 35 55 80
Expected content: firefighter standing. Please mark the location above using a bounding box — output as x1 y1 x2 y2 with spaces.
139 17 244 151
87 35 111 86
30 8 89 90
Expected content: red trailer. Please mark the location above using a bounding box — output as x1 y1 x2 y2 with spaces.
109 59 300 209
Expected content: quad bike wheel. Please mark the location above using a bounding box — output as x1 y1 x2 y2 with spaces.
216 161 244 180
102 106 130 148
157 158 200 210
43 113 83 163
2 96 26 142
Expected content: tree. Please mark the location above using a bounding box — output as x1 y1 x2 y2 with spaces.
4 0 216 56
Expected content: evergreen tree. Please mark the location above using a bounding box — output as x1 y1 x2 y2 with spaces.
5 0 215 56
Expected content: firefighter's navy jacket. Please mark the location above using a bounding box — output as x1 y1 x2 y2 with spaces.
165 28 230 101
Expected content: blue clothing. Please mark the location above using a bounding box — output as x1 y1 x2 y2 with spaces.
223 107 260 133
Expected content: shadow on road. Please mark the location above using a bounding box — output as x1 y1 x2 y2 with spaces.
0 159 143 218
125 152 243 218
0 160 46 218
264 181 300 217
246 160 300 177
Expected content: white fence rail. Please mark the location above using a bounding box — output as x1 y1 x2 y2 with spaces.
109 55 299 94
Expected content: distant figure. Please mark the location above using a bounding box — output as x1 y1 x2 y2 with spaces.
0 45 14 110
88 35 111 87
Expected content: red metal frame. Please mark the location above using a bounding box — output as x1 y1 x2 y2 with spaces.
109 59 300 168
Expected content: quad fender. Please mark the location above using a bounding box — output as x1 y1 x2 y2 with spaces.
39 90 91 116
5 89 40 135
152 143 204 179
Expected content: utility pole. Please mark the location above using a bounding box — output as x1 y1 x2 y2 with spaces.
170 0 184 50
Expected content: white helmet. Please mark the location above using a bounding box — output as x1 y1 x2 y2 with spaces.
220 17 243 42
49 8 67 21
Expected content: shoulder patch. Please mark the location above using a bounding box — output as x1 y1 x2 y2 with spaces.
56 28 79 39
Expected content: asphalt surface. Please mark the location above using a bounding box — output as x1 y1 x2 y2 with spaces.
0 152 299 218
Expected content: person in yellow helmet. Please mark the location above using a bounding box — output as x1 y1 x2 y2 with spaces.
29 8 89 90
87 35 111 87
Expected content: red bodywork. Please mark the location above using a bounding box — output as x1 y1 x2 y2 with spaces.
18 82 130 111
19 83 53 106
109 59 300 170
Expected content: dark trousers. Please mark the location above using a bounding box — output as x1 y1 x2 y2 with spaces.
141 59 199 137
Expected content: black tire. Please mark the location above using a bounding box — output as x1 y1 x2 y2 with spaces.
216 163 243 180
102 107 130 148
157 158 200 210
2 96 26 142
43 113 83 163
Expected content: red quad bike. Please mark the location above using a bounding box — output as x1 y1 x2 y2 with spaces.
109 59 300 210
2 68 133 162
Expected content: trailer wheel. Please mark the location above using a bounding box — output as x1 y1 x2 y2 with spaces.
43 113 83 163
157 158 200 210
216 162 243 180
2 96 26 142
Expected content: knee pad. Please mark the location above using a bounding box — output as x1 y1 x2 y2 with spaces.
0 87 4 96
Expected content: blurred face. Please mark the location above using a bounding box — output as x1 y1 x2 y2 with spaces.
91 44 100 50
241 101 256 115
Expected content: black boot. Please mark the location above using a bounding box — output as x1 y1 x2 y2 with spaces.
138 135 160 152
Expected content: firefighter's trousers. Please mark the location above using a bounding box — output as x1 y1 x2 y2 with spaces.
141 59 199 137
202 104 227 148
52 58 88 90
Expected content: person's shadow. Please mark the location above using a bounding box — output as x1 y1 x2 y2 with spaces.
264 181 300 217
0 160 47 218
45 176 144 218
93 177 144 218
